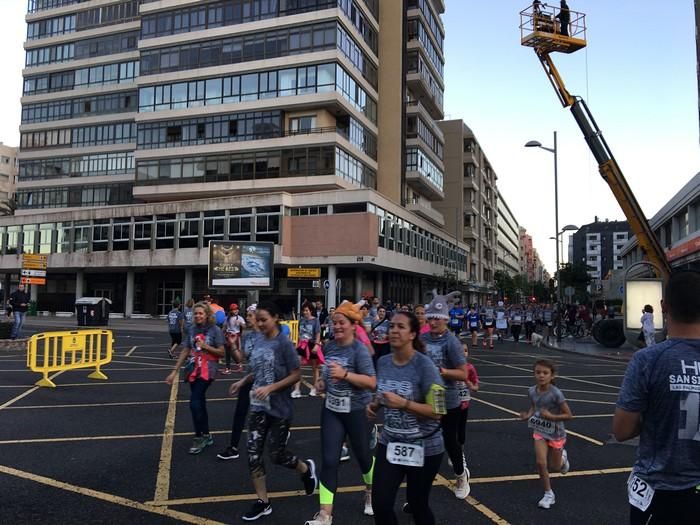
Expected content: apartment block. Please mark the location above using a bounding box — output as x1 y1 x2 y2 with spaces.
1 0 467 315
571 218 631 280
496 190 520 276
0 143 18 203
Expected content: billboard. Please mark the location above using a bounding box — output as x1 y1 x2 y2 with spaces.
208 241 274 289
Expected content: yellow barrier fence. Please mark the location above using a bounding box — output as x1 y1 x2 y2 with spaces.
27 329 113 388
280 320 299 345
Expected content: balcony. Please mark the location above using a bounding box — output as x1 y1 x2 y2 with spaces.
406 169 444 201
406 197 444 226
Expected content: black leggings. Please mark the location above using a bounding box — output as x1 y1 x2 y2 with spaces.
457 407 469 447
441 407 465 476
319 408 374 504
189 379 212 436
525 321 535 340
630 486 700 525
246 411 299 478
511 324 522 343
229 381 252 448
372 445 443 525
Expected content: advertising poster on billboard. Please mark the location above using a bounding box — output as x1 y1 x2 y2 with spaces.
208 241 274 289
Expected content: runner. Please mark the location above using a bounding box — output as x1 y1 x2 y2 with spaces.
292 304 322 398
448 301 465 338
510 304 523 344
421 290 470 499
495 301 508 342
305 301 377 525
415 304 430 335
481 300 495 349
166 300 184 359
369 306 391 364
218 304 261 461
525 304 536 342
542 304 554 344
519 359 573 509
453 342 479 482
466 305 481 348
223 303 245 374
368 311 446 525
165 302 225 455
183 298 194 334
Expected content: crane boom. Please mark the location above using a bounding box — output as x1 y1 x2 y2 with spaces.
522 6 671 279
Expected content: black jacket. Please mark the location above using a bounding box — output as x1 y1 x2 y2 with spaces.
9 290 30 313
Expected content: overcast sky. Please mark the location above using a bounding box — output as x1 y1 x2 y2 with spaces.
0 1 698 274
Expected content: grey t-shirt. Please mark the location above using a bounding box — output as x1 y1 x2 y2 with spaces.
528 385 567 440
299 317 320 343
242 330 262 360
248 331 300 420
322 339 375 412
377 352 445 456
370 319 390 344
617 338 700 490
183 307 194 332
421 331 466 410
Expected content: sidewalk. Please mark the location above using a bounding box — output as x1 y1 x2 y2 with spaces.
23 316 164 333
544 336 637 362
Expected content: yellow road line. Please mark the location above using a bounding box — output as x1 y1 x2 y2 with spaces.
125 346 138 357
153 378 179 504
470 397 605 446
3 397 233 411
0 464 225 525
0 370 67 410
435 473 510 524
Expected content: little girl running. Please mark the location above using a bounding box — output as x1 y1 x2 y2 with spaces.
519 359 573 509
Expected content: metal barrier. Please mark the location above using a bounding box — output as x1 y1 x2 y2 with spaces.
27 329 113 388
280 320 299 345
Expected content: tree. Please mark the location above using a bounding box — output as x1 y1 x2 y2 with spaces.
494 270 515 300
557 262 591 302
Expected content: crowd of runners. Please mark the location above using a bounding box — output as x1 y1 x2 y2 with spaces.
162 291 578 524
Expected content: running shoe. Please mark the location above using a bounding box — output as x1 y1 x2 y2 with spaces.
291 390 302 399
454 472 470 499
168 347 175 359
242 499 272 521
402 503 412 514
188 436 211 455
537 492 556 509
216 446 239 460
304 510 332 525
286 429 291 445
369 424 378 449
221 368 232 375
301 459 318 495
340 445 350 462
363 490 373 516
560 449 570 474
309 388 317 397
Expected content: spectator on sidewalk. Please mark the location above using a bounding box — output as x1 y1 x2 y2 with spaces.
9 284 30 340
614 270 700 525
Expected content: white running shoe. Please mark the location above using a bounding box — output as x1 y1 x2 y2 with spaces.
560 449 570 474
305 510 332 525
538 492 556 509
454 472 470 499
340 445 350 462
291 390 302 399
309 388 317 397
363 490 374 516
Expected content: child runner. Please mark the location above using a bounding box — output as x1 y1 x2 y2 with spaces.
454 342 479 483
223 303 245 374
239 302 317 521
305 301 376 525
218 304 261 460
166 301 184 358
481 300 495 349
466 305 481 348
519 359 573 509
421 290 470 499
414 304 430 335
292 304 322 398
166 302 225 454
368 311 446 525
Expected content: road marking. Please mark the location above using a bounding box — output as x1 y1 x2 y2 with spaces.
471 397 606 446
0 370 67 410
471 466 632 484
479 381 619 396
0 463 225 525
125 346 138 357
435 473 510 524
477 389 616 406
153 378 179 504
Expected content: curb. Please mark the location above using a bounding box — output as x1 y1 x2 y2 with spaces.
0 339 28 353
542 341 634 363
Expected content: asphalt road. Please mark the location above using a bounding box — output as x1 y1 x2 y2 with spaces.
0 324 637 524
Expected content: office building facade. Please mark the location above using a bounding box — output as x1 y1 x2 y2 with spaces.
571 218 630 280
0 0 467 315
496 190 520 277
0 144 18 203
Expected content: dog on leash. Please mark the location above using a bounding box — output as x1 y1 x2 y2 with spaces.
530 332 544 347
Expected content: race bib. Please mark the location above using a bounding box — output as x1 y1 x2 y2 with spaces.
325 392 351 413
469 320 478 327
513 315 522 322
386 441 424 467
627 474 654 512
528 415 555 435
250 388 271 410
458 385 471 403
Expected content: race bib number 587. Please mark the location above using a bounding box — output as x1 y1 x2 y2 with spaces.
386 442 424 467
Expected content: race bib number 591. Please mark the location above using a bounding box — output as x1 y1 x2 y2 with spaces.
627 474 654 511
386 442 424 467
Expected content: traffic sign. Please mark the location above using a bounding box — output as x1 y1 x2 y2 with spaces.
323 280 330 290
22 253 48 270
287 268 321 279
21 269 47 277
21 277 46 285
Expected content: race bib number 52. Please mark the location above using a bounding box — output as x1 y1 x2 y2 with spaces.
386 442 424 467
627 474 654 512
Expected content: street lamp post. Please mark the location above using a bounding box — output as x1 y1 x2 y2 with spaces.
526 132 563 340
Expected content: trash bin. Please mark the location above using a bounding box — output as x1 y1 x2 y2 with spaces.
75 297 112 327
